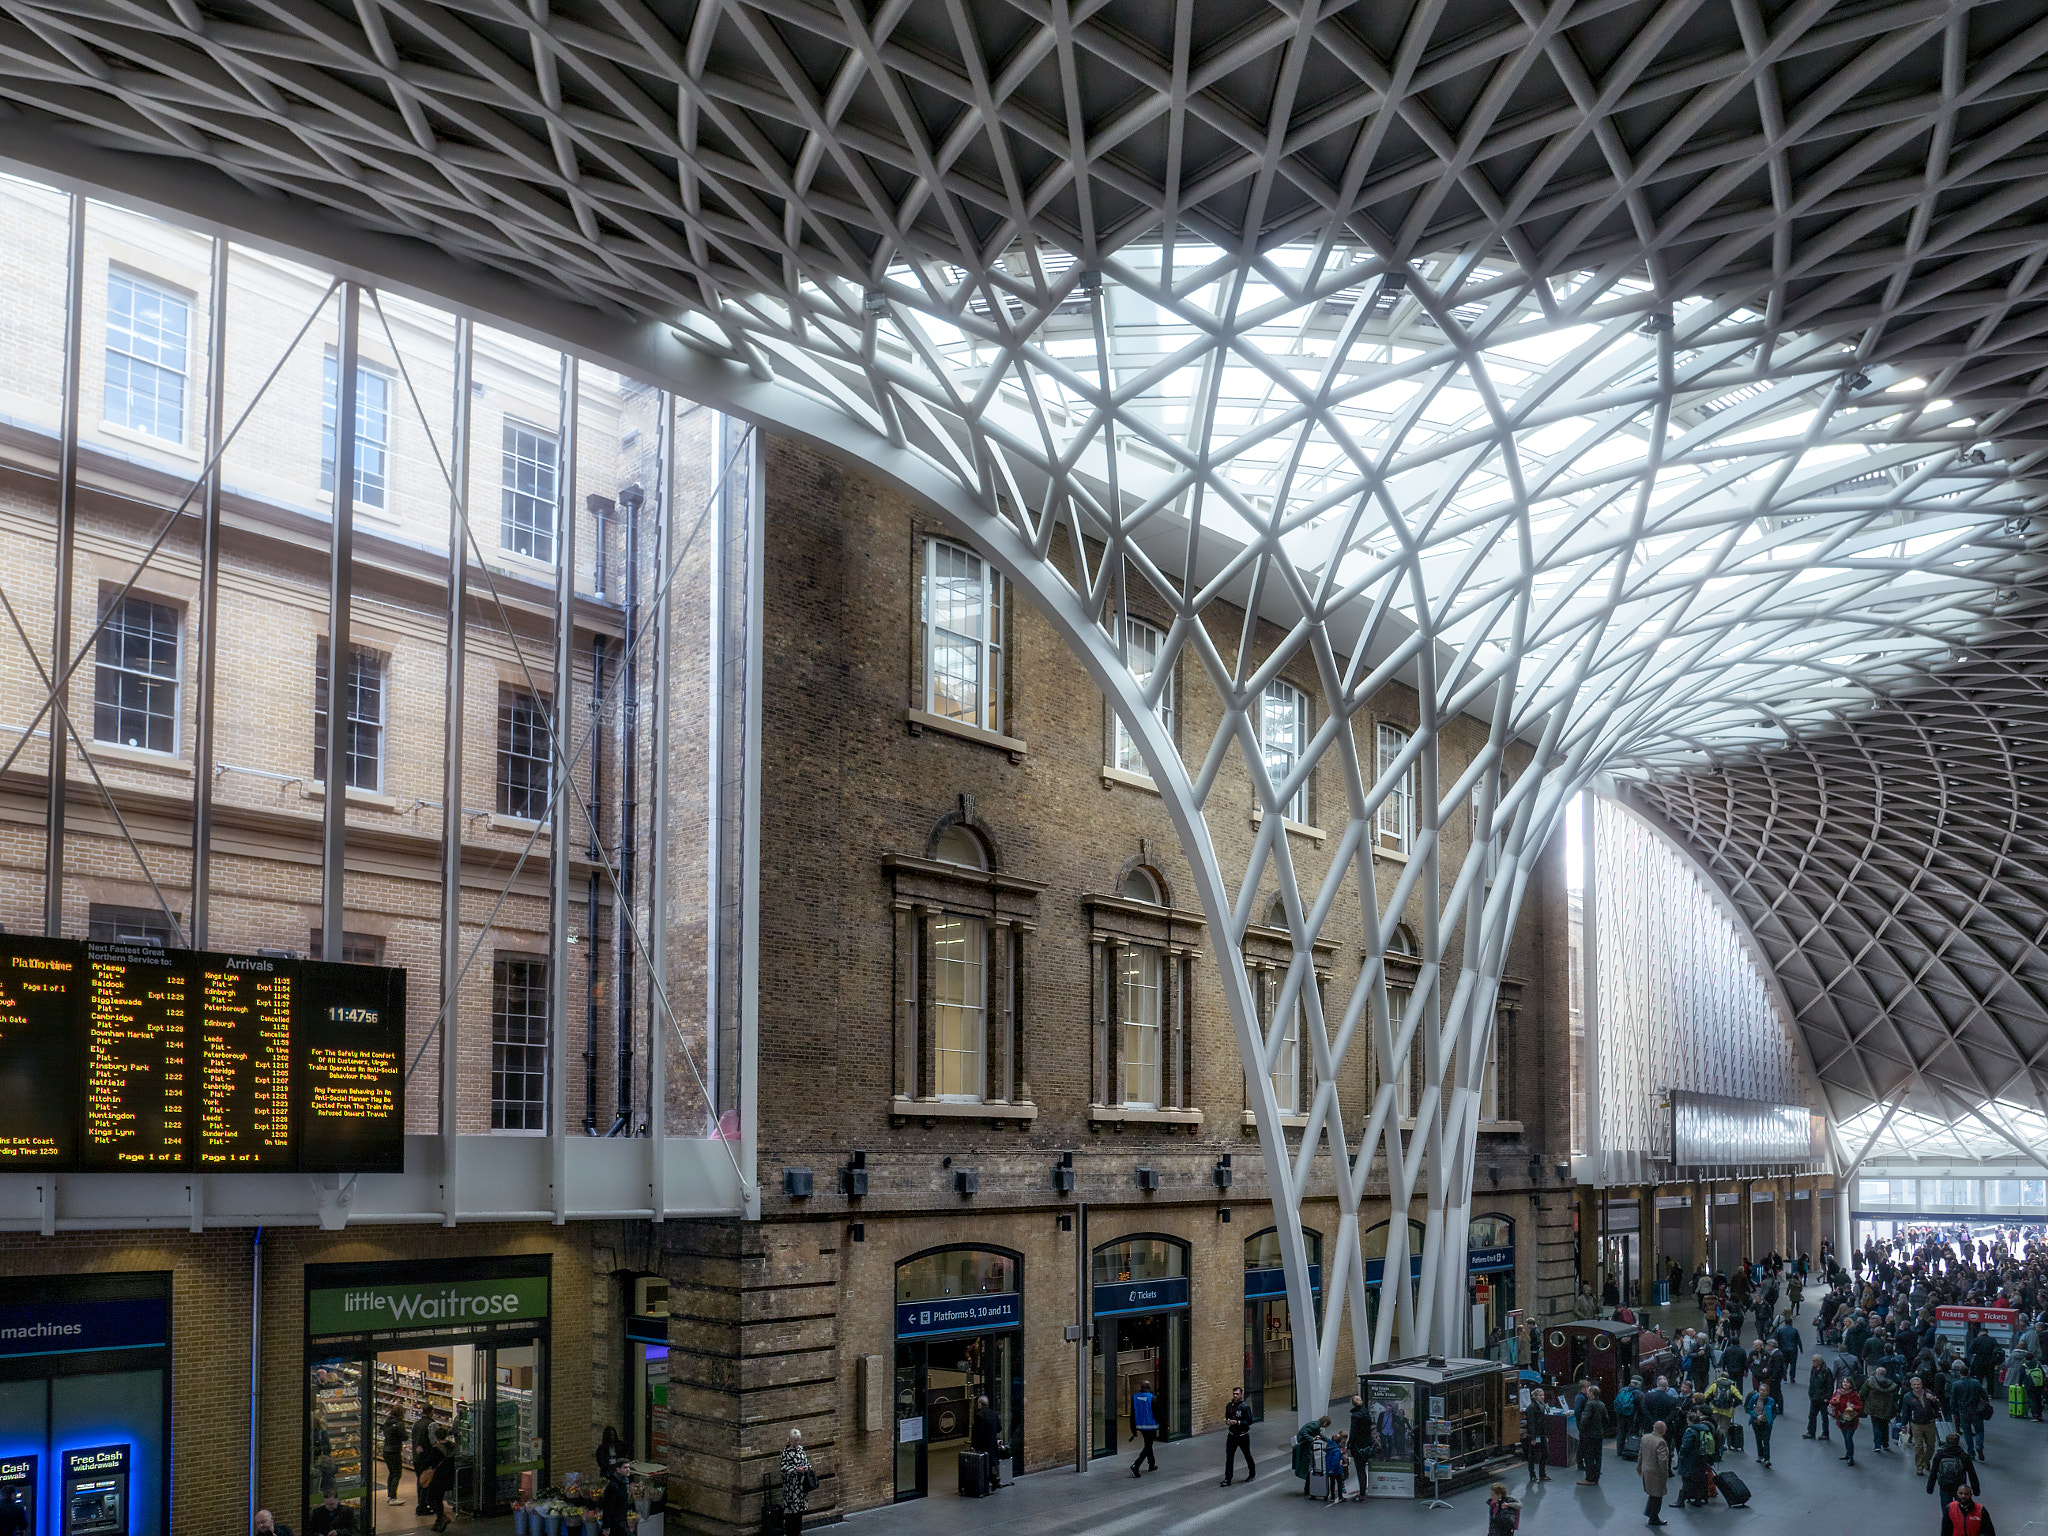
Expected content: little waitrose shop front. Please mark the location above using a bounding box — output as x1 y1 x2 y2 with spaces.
303 1258 550 1532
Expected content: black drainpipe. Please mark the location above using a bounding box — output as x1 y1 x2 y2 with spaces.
614 483 643 1134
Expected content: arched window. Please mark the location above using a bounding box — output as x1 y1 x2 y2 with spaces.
933 823 987 869
1244 1227 1323 1275
896 1245 1018 1302
1091 1234 1187 1286
1122 867 1162 904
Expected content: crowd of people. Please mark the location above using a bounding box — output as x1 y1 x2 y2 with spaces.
1515 1231 2048 1532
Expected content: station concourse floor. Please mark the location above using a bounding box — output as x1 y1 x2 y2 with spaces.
843 1298 2048 1536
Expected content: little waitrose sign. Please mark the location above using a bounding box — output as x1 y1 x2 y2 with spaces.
309 1277 549 1337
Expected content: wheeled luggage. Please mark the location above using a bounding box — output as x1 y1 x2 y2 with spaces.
1726 1421 1743 1452
1308 1471 1329 1499
1716 1470 1752 1508
2011 1384 2028 1418
958 1450 992 1497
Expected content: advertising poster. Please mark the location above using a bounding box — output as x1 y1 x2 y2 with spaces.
1364 1379 1416 1497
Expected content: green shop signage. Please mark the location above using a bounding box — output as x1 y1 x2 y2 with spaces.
309 1276 549 1337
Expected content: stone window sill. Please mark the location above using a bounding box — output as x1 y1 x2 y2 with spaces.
1240 1110 1312 1130
905 708 1027 761
300 782 404 812
1249 806 1326 845
1100 765 1159 795
1374 844 1411 864
97 419 200 461
1477 1120 1525 1135
83 742 192 776
889 1096 1038 1125
1089 1105 1204 1129
489 813 550 836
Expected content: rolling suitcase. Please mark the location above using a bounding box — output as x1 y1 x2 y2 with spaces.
1726 1420 1743 1452
958 1450 991 1498
1715 1470 1752 1508
2011 1384 2028 1419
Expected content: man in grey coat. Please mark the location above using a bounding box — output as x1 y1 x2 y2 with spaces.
1637 1421 1670 1527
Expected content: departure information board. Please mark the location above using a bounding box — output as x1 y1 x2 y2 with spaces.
0 934 404 1172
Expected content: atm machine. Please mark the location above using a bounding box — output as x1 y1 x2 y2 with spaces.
0 1455 36 1536
62 1446 128 1536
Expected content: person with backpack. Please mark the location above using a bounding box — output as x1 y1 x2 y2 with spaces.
1637 1420 1670 1527
1805 1354 1836 1440
1830 1375 1864 1464
1926 1431 1979 1505
2023 1352 2045 1421
1940 1486 1996 1535
1741 1380 1778 1468
1865 1367 1900 1454
1485 1480 1520 1536
1675 1413 1716 1509
1614 1376 1643 1447
1947 1367 1987 1460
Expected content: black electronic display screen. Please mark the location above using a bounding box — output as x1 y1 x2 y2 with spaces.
81 942 190 1170
296 958 406 1174
195 954 296 1169
0 933 404 1172
0 937 82 1165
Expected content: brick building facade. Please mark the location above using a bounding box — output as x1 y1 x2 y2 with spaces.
646 440 1578 1532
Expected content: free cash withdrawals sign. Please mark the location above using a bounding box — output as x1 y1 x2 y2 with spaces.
309 1276 549 1338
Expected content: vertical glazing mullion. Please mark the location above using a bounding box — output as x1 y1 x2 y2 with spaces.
320 282 362 958
645 394 674 1215
189 236 229 949
440 316 474 1215
548 356 579 1212
43 194 85 940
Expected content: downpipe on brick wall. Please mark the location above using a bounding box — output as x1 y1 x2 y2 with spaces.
249 1225 263 1528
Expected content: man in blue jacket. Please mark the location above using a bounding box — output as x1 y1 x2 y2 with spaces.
1774 1314 1803 1383
1130 1380 1159 1477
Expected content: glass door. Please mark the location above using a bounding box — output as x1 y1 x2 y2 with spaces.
489 1341 545 1512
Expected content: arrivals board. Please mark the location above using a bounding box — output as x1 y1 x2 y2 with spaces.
0 933 403 1172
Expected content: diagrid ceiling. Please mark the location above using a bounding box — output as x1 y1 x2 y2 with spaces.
6 0 2048 1160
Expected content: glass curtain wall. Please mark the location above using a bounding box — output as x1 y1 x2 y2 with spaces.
0 169 742 1164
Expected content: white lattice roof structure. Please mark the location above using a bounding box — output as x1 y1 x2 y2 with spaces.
6 0 2048 1391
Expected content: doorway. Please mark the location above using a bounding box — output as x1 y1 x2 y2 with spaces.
890 1332 1019 1500
1097 1312 1188 1454
312 1336 546 1530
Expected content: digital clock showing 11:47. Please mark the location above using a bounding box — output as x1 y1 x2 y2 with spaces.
326 1007 380 1024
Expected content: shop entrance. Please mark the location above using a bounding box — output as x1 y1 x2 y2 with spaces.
892 1248 1022 1502
1091 1236 1190 1457
1468 1214 1517 1356
306 1258 551 1531
1243 1228 1321 1423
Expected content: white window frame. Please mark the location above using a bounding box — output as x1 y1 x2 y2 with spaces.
490 953 549 1133
501 419 561 562
321 354 393 510
1260 679 1308 821
930 913 987 1103
92 592 182 755
103 269 190 442
1387 983 1414 1119
1376 721 1416 853
923 539 1003 732
1266 968 1300 1114
1478 1025 1499 1121
1112 617 1174 774
1120 944 1162 1109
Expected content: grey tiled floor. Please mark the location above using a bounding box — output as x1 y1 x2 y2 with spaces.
846 1301 2048 1536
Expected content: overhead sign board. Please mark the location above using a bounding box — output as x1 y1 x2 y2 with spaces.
1669 1091 1823 1171
0 934 404 1173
